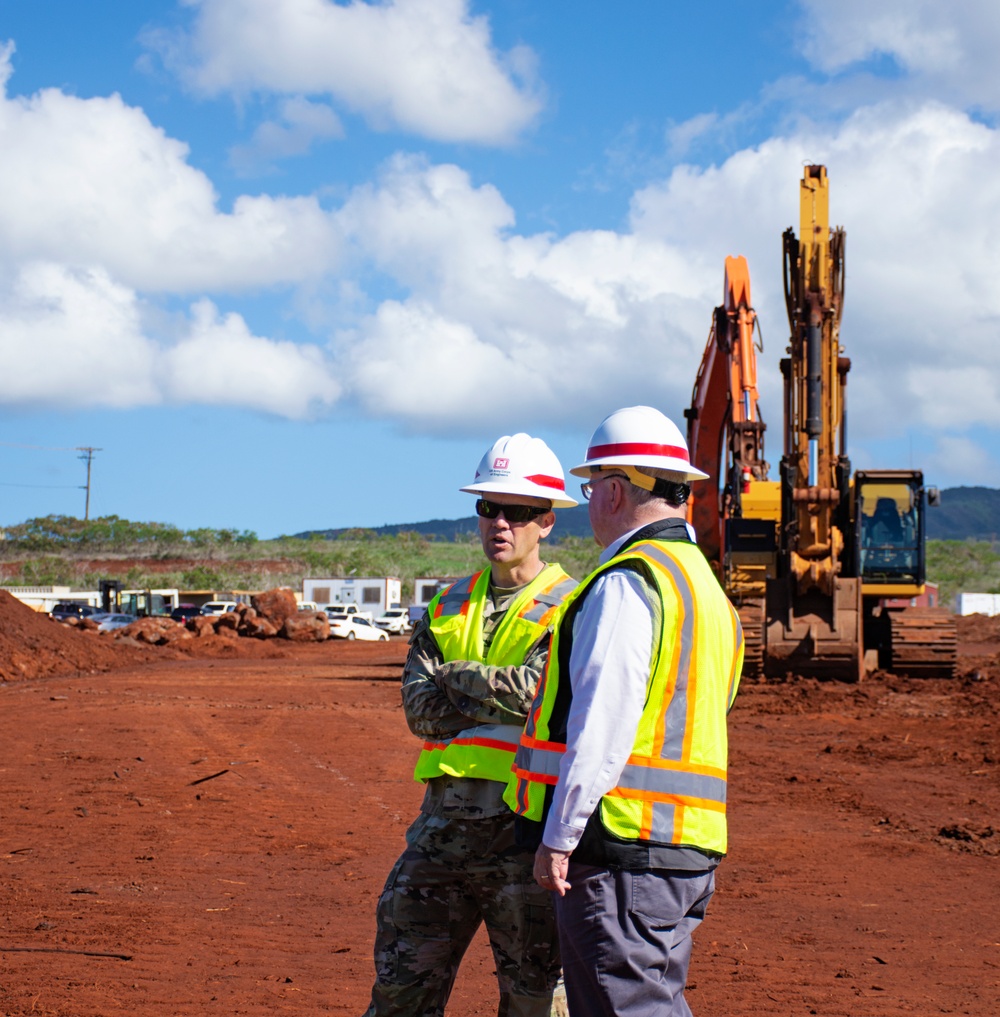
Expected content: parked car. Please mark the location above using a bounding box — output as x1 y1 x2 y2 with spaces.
171 603 202 625
329 615 390 642
325 604 374 623
298 600 321 613
200 601 239 615
50 602 101 621
97 613 138 632
374 607 411 635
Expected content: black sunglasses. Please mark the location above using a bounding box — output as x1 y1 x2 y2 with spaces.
475 499 549 523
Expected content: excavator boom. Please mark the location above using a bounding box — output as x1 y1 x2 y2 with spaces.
687 256 777 677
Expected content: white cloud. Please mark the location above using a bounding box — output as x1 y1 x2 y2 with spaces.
151 0 542 145
339 301 548 428
162 299 342 416
0 262 159 409
922 435 1000 489
3 22 1000 481
630 101 1000 445
0 263 340 418
666 113 720 159
230 96 344 173
308 100 1000 481
0 54 340 292
798 0 1000 110
334 157 716 430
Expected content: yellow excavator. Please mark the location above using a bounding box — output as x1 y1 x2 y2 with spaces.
687 165 956 681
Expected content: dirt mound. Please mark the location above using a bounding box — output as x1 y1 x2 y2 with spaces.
956 611 1000 644
0 590 150 682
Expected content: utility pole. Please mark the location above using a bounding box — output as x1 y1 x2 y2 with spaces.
77 446 102 520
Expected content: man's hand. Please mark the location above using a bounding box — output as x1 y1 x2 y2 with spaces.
534 844 572 896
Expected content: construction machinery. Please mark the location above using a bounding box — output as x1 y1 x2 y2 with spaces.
99 578 178 617
685 254 778 677
686 165 956 681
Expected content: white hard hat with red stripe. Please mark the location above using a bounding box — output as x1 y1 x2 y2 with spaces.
460 433 579 508
570 405 708 481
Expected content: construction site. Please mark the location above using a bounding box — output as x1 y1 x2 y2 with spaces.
0 589 997 1016
2 164 998 1017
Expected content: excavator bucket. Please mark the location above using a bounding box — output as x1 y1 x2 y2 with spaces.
764 575 864 682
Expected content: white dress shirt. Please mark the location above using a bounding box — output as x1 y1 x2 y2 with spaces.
542 524 657 853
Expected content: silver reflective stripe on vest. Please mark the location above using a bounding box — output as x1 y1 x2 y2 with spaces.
616 763 727 803
649 801 677 842
634 543 695 762
514 741 562 777
519 577 577 623
452 722 522 747
435 575 475 615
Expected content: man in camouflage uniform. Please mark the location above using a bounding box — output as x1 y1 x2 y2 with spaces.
363 434 578 1017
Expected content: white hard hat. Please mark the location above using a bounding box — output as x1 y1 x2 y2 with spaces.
570 406 708 481
460 433 579 508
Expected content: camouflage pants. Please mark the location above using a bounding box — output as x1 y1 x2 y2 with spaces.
363 811 560 1017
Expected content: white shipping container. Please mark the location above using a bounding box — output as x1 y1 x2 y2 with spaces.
955 592 1000 616
303 577 402 617
1 585 100 612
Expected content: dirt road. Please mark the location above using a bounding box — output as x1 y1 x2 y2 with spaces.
1 619 999 1016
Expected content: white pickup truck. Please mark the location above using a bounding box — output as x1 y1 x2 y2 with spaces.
323 604 374 624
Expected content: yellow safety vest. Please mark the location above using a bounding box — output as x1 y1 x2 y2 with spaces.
507 539 743 857
413 564 577 785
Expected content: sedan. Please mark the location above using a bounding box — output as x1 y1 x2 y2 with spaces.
97 613 138 632
171 604 202 625
51 603 102 622
329 616 389 642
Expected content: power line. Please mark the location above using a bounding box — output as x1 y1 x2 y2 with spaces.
0 443 104 515
0 441 78 451
0 482 81 489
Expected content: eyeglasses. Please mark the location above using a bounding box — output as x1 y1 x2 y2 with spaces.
475 499 549 523
580 473 627 501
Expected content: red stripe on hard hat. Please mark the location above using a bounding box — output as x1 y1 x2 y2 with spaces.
587 441 690 463
524 473 566 492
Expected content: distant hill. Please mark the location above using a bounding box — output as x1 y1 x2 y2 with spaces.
300 486 998 543
300 505 591 542
926 486 1000 541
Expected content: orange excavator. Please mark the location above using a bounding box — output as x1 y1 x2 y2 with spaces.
685 255 777 677
687 166 956 681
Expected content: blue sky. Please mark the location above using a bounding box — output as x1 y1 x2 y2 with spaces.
0 0 998 538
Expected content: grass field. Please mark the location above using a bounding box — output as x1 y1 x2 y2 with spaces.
1 514 997 607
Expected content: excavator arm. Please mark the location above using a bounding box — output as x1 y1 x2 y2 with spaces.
687 257 776 678
686 255 769 570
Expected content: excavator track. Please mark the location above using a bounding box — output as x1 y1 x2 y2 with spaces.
887 607 957 678
736 598 765 680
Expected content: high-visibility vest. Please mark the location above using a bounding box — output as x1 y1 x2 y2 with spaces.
413 564 577 785
507 539 743 857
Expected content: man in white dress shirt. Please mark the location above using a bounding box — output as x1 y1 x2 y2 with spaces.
508 406 744 1017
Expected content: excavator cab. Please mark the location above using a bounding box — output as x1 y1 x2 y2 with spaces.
853 470 926 594
853 469 954 676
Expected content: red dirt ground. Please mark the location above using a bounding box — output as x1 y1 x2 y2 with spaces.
1 601 999 1016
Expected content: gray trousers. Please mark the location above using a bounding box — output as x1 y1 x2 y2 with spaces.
364 811 560 1017
553 863 715 1017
